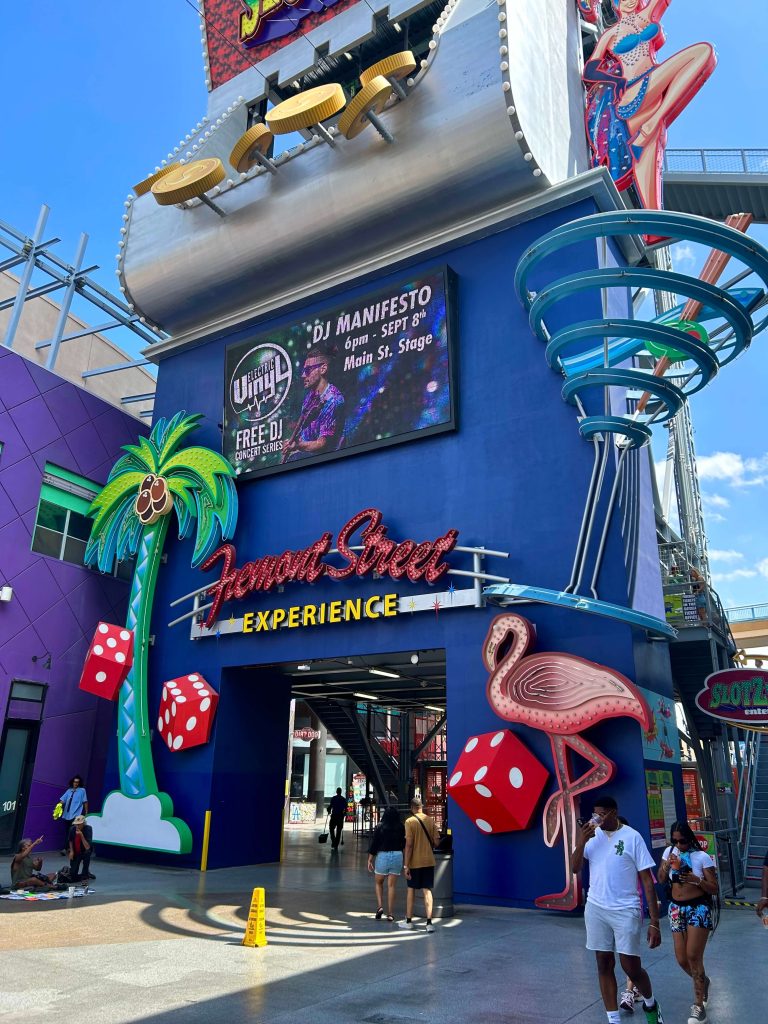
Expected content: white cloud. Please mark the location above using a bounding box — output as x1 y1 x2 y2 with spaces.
87 791 192 853
708 550 744 563
672 243 696 267
758 559 768 579
703 493 730 509
698 451 768 488
711 568 758 584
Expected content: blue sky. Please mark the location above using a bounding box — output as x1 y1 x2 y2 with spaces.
1 1 766 607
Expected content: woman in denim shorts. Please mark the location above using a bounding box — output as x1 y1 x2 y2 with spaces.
367 806 406 921
658 821 719 1024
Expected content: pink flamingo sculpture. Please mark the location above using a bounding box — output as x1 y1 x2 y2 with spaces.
483 613 651 910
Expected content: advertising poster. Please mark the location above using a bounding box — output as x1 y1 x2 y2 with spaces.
637 685 680 763
224 270 456 478
646 769 678 848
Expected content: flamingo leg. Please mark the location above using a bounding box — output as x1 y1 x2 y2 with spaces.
535 733 616 911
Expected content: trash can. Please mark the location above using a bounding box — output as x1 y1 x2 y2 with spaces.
432 850 454 918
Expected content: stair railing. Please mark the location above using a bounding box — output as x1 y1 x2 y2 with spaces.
737 729 762 873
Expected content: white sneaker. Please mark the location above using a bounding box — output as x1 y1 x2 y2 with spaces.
425 922 435 933
688 1006 706 1024
620 990 635 1013
397 920 416 930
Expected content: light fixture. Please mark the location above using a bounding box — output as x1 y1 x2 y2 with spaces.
424 705 444 713
353 692 380 700
393 21 402 32
297 662 311 671
32 652 52 670
0 585 13 602
368 667 400 679
410 653 419 665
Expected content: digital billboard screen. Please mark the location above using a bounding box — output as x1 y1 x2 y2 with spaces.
223 269 456 478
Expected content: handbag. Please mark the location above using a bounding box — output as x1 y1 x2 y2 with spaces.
318 815 329 844
52 801 63 821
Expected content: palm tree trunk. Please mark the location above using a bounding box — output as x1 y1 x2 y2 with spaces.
118 517 169 797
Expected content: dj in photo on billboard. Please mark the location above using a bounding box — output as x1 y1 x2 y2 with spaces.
224 269 456 477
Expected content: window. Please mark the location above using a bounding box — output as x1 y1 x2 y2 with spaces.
31 464 134 580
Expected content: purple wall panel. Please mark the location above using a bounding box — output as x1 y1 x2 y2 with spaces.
0 349 148 850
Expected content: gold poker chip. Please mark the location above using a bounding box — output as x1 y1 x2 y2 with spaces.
359 51 416 88
151 158 226 205
266 84 346 135
229 124 274 172
338 77 393 140
133 163 181 197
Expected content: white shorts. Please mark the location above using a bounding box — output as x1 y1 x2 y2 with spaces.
585 901 643 957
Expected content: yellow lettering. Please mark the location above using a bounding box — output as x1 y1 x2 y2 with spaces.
272 607 286 629
242 612 254 633
288 605 301 628
303 604 317 626
255 610 270 631
328 600 342 624
239 0 283 44
383 593 399 617
365 596 380 619
344 598 362 621
319 602 326 624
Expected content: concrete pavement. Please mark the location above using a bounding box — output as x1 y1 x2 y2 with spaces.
1 828 764 1024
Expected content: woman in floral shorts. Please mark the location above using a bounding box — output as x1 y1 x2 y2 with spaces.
658 821 719 1024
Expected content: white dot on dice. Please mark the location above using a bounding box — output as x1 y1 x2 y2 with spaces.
164 710 170 724
99 624 109 634
176 695 186 703
107 637 117 648
167 733 173 749
509 767 524 789
465 737 478 753
476 819 493 833
186 716 197 731
490 731 505 747
115 652 125 663
157 716 163 731
449 771 462 787
94 645 103 656
172 702 177 716
475 784 492 798
173 736 183 750
474 765 488 782
188 674 199 682
95 671 107 683
199 697 211 712
120 630 130 641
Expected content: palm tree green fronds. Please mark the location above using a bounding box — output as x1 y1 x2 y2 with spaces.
160 448 238 567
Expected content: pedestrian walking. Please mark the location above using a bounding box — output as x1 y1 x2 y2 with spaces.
657 821 718 1024
572 795 664 1024
58 776 88 855
367 806 405 921
328 787 347 850
399 798 439 932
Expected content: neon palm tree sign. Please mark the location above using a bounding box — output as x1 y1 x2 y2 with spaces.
84 412 237 853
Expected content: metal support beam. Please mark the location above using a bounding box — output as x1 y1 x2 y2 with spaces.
47 233 89 370
3 205 49 348
121 393 156 405
411 715 447 767
81 358 152 378
35 316 141 350
0 238 59 273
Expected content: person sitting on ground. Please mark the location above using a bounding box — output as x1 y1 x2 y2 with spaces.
10 836 57 890
68 815 95 882
367 806 406 921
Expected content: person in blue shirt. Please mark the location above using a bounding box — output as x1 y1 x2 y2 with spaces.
59 775 88 855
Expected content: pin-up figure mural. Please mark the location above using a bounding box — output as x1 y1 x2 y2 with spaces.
583 0 715 216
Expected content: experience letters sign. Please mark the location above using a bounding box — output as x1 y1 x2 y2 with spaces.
223 269 455 478
695 668 768 730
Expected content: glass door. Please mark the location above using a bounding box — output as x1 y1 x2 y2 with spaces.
0 722 37 855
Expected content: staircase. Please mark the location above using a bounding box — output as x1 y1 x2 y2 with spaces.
745 733 768 885
305 699 399 801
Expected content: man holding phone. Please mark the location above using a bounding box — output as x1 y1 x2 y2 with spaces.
10 835 57 890
572 796 664 1024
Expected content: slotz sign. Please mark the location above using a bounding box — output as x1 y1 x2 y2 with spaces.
695 668 768 730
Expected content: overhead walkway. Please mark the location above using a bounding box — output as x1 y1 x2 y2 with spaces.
727 602 768 651
663 149 768 222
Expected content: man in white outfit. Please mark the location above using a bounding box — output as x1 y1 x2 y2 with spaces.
572 795 663 1024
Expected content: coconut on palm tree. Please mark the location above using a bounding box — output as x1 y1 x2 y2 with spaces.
84 412 237 853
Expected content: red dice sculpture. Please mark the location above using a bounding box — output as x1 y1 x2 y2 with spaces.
78 622 134 700
157 673 219 752
448 729 549 834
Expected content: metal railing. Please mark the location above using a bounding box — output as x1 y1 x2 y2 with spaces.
736 730 762 874
663 148 768 175
726 602 768 623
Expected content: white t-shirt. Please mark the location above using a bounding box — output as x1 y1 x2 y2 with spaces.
584 825 656 910
662 845 715 879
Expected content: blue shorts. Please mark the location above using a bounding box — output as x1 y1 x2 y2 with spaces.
374 850 403 876
668 899 713 932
